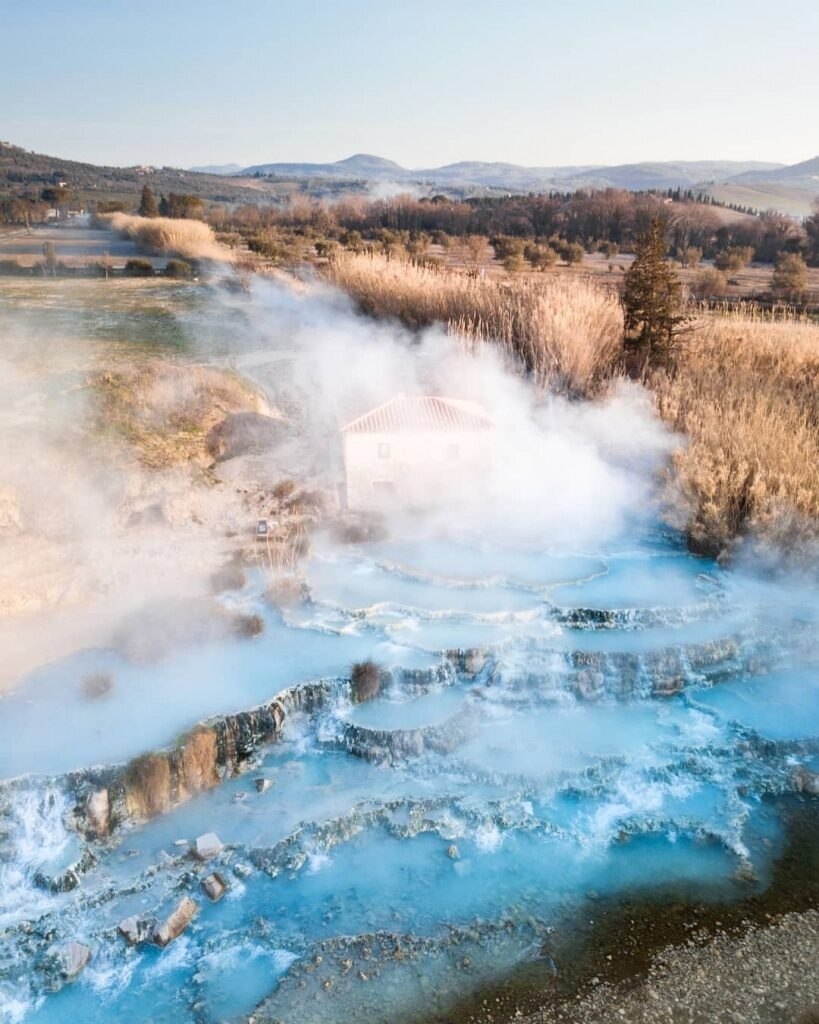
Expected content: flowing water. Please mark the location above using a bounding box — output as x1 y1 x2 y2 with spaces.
1 527 816 1024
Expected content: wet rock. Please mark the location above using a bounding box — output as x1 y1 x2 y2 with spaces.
39 941 92 992
792 768 819 795
34 847 97 893
233 862 253 879
201 871 229 902
61 941 91 980
118 914 159 945
194 832 224 860
86 788 110 838
152 897 198 947
465 650 486 676
575 668 605 701
447 844 461 860
205 411 286 463
254 777 272 793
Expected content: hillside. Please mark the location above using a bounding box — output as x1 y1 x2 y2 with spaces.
3 141 814 215
728 155 819 188
0 142 263 205
237 153 783 192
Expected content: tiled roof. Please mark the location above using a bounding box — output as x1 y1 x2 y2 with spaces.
341 395 492 434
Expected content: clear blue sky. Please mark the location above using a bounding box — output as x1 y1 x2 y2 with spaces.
2 0 816 169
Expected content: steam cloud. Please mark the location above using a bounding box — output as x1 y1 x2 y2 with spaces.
206 274 676 548
0 264 676 689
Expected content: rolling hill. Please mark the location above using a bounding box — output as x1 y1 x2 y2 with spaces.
0 142 264 205
236 153 784 193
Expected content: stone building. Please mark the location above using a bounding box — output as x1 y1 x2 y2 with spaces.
341 395 492 510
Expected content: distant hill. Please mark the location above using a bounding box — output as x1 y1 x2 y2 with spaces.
234 151 817 213
3 141 815 216
237 153 784 192
188 163 245 176
726 155 819 189
701 156 819 216
242 153 405 179
0 142 264 204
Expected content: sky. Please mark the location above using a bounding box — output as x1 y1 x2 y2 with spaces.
1 0 817 170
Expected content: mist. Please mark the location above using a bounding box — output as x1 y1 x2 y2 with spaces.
1 266 818 1024
207 273 676 549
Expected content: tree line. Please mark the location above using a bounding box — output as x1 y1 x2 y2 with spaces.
206 190 819 267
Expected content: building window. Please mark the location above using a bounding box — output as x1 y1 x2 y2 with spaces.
378 442 390 459
446 443 460 460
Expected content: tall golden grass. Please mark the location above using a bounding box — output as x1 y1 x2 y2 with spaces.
106 213 231 262
323 253 819 561
324 252 623 396
654 313 819 561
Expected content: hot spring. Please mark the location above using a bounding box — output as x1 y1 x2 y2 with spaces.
1 526 816 1024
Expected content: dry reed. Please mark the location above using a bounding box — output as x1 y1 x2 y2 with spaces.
654 312 819 561
106 213 232 262
324 252 623 396
325 253 819 562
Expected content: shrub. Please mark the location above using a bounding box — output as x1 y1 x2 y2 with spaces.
124 259 155 277
771 253 807 298
351 660 382 703
677 246 702 269
81 672 114 700
524 242 557 270
491 235 525 260
164 258 193 278
691 268 728 299
560 241 585 266
233 613 265 638
502 252 526 275
178 727 219 794
714 245 754 272
125 753 172 818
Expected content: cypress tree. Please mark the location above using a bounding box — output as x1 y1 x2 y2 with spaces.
138 185 158 218
623 218 684 350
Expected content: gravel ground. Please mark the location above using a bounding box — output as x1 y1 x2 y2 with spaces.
520 910 819 1024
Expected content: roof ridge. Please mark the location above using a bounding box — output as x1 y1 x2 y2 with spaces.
341 394 491 434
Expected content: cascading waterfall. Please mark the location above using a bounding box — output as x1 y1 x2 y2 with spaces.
0 530 817 1024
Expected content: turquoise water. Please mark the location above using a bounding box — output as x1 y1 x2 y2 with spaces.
1 533 816 1024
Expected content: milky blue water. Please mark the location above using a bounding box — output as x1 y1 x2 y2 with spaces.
1 531 816 1024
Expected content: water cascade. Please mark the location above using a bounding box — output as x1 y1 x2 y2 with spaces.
0 530 817 1024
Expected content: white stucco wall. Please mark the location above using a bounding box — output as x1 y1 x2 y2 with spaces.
343 430 492 509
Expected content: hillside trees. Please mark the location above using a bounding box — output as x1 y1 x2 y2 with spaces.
159 193 204 219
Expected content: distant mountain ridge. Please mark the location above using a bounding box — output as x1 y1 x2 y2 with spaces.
234 152 788 192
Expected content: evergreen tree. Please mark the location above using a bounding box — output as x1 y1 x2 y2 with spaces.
623 218 684 349
138 185 158 218
805 202 819 267
158 194 170 217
